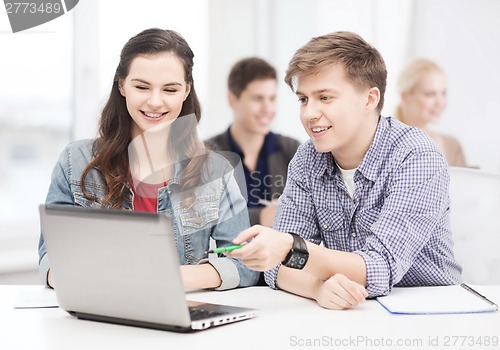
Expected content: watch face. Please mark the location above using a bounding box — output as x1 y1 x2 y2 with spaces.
287 251 308 269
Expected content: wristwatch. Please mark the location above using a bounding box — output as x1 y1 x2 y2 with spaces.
281 233 309 269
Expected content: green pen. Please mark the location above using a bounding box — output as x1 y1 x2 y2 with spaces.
207 244 244 254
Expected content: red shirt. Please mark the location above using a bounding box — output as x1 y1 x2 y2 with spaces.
130 179 168 213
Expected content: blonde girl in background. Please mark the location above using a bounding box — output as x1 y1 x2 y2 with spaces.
395 59 466 167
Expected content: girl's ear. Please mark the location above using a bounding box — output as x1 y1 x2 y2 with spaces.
118 80 125 97
400 91 410 104
183 83 191 101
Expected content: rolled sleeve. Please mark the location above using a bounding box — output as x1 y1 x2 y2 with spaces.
263 264 281 289
355 250 391 297
208 257 240 291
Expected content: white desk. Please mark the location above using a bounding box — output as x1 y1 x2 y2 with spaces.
1 285 499 350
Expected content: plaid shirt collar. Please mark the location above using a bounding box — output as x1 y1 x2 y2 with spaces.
310 115 388 183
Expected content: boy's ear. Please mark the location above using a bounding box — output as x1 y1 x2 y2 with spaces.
366 87 381 111
228 91 238 108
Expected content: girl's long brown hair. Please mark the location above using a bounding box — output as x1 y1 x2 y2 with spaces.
81 28 204 208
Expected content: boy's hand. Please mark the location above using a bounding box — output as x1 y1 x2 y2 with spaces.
225 225 293 271
313 273 368 310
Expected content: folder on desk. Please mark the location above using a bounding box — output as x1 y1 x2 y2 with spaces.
376 284 498 315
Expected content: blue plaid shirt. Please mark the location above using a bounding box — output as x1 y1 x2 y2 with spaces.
264 116 462 297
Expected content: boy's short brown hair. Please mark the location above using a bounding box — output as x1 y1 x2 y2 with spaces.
228 57 277 98
285 31 387 112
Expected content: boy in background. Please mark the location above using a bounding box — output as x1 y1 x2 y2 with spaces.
206 57 300 227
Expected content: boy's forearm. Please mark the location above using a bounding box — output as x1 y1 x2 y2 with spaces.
303 242 367 286
276 267 322 300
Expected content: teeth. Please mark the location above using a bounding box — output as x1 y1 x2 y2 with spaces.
144 112 163 118
312 127 328 132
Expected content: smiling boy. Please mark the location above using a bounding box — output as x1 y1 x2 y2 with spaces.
227 31 462 309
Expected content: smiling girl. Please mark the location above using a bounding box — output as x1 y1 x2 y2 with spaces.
395 59 466 167
38 28 259 290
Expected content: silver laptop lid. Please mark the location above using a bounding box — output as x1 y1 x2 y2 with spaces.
39 204 192 328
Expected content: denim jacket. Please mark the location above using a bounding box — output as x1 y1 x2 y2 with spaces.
38 139 259 290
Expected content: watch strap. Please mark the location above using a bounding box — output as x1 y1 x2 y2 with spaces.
289 232 307 253
282 232 309 269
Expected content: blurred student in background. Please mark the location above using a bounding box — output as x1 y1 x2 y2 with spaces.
206 57 301 228
395 59 466 167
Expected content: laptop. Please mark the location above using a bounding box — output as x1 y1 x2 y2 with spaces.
39 204 258 332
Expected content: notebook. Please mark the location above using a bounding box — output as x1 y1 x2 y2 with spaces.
376 284 498 315
39 204 258 332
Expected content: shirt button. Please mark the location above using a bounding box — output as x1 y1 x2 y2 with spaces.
351 231 357 238
323 224 328 229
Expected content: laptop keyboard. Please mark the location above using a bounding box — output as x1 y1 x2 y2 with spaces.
189 308 228 321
